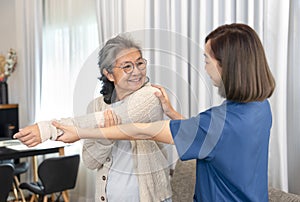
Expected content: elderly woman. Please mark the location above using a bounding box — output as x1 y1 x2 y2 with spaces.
15 35 172 202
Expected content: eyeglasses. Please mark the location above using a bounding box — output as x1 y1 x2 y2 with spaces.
114 58 147 74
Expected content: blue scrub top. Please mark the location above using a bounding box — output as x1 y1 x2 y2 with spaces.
170 100 272 202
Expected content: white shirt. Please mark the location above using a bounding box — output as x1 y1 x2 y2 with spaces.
106 140 139 202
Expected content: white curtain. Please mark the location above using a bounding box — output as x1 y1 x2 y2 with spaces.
145 0 300 194
286 0 300 195
263 0 290 192
14 0 43 188
35 0 99 201
145 0 266 117
36 0 99 121
23 0 127 200
14 0 43 128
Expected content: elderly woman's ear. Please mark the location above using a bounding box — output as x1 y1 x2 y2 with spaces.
103 68 114 82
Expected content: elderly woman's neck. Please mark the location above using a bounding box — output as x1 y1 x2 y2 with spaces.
116 90 135 101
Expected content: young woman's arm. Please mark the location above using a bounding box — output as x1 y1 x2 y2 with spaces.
55 120 174 144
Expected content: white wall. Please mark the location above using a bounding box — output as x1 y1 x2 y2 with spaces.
0 0 16 53
0 0 18 104
0 0 24 126
0 0 28 128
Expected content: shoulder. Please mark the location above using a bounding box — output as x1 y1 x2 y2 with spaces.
134 83 159 95
124 83 161 111
131 83 159 98
225 100 272 118
121 83 163 119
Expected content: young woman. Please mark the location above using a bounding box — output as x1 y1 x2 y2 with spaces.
14 35 172 202
51 23 276 202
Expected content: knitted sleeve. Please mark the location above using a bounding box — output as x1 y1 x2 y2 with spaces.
37 83 163 141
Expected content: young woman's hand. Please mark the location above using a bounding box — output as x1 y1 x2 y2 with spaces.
53 121 80 143
152 84 184 120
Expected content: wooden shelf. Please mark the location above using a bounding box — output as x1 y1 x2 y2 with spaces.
0 104 18 109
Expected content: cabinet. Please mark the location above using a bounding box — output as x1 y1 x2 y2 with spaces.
0 104 19 139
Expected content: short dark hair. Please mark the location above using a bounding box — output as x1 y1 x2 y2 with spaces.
98 34 142 104
205 23 275 102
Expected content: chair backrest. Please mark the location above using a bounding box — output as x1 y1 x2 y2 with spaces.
0 164 14 202
38 154 80 194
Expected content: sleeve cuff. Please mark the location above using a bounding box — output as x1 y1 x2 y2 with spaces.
37 120 57 142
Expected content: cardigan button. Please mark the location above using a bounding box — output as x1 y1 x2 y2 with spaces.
106 157 111 162
102 175 106 181
101 196 105 201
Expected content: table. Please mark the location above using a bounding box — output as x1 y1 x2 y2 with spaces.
0 139 67 201
0 144 64 160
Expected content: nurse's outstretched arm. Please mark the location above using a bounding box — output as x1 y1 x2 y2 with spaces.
54 120 174 144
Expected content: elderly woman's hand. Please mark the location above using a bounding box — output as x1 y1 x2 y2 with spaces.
103 109 121 127
13 124 42 147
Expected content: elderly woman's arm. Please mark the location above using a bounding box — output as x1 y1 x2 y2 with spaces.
14 84 164 147
81 99 116 170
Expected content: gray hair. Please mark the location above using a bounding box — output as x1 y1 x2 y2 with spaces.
98 34 142 104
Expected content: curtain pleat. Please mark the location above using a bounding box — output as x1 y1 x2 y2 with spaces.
15 0 43 127
263 0 290 192
95 0 125 46
35 1 99 201
287 0 300 194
